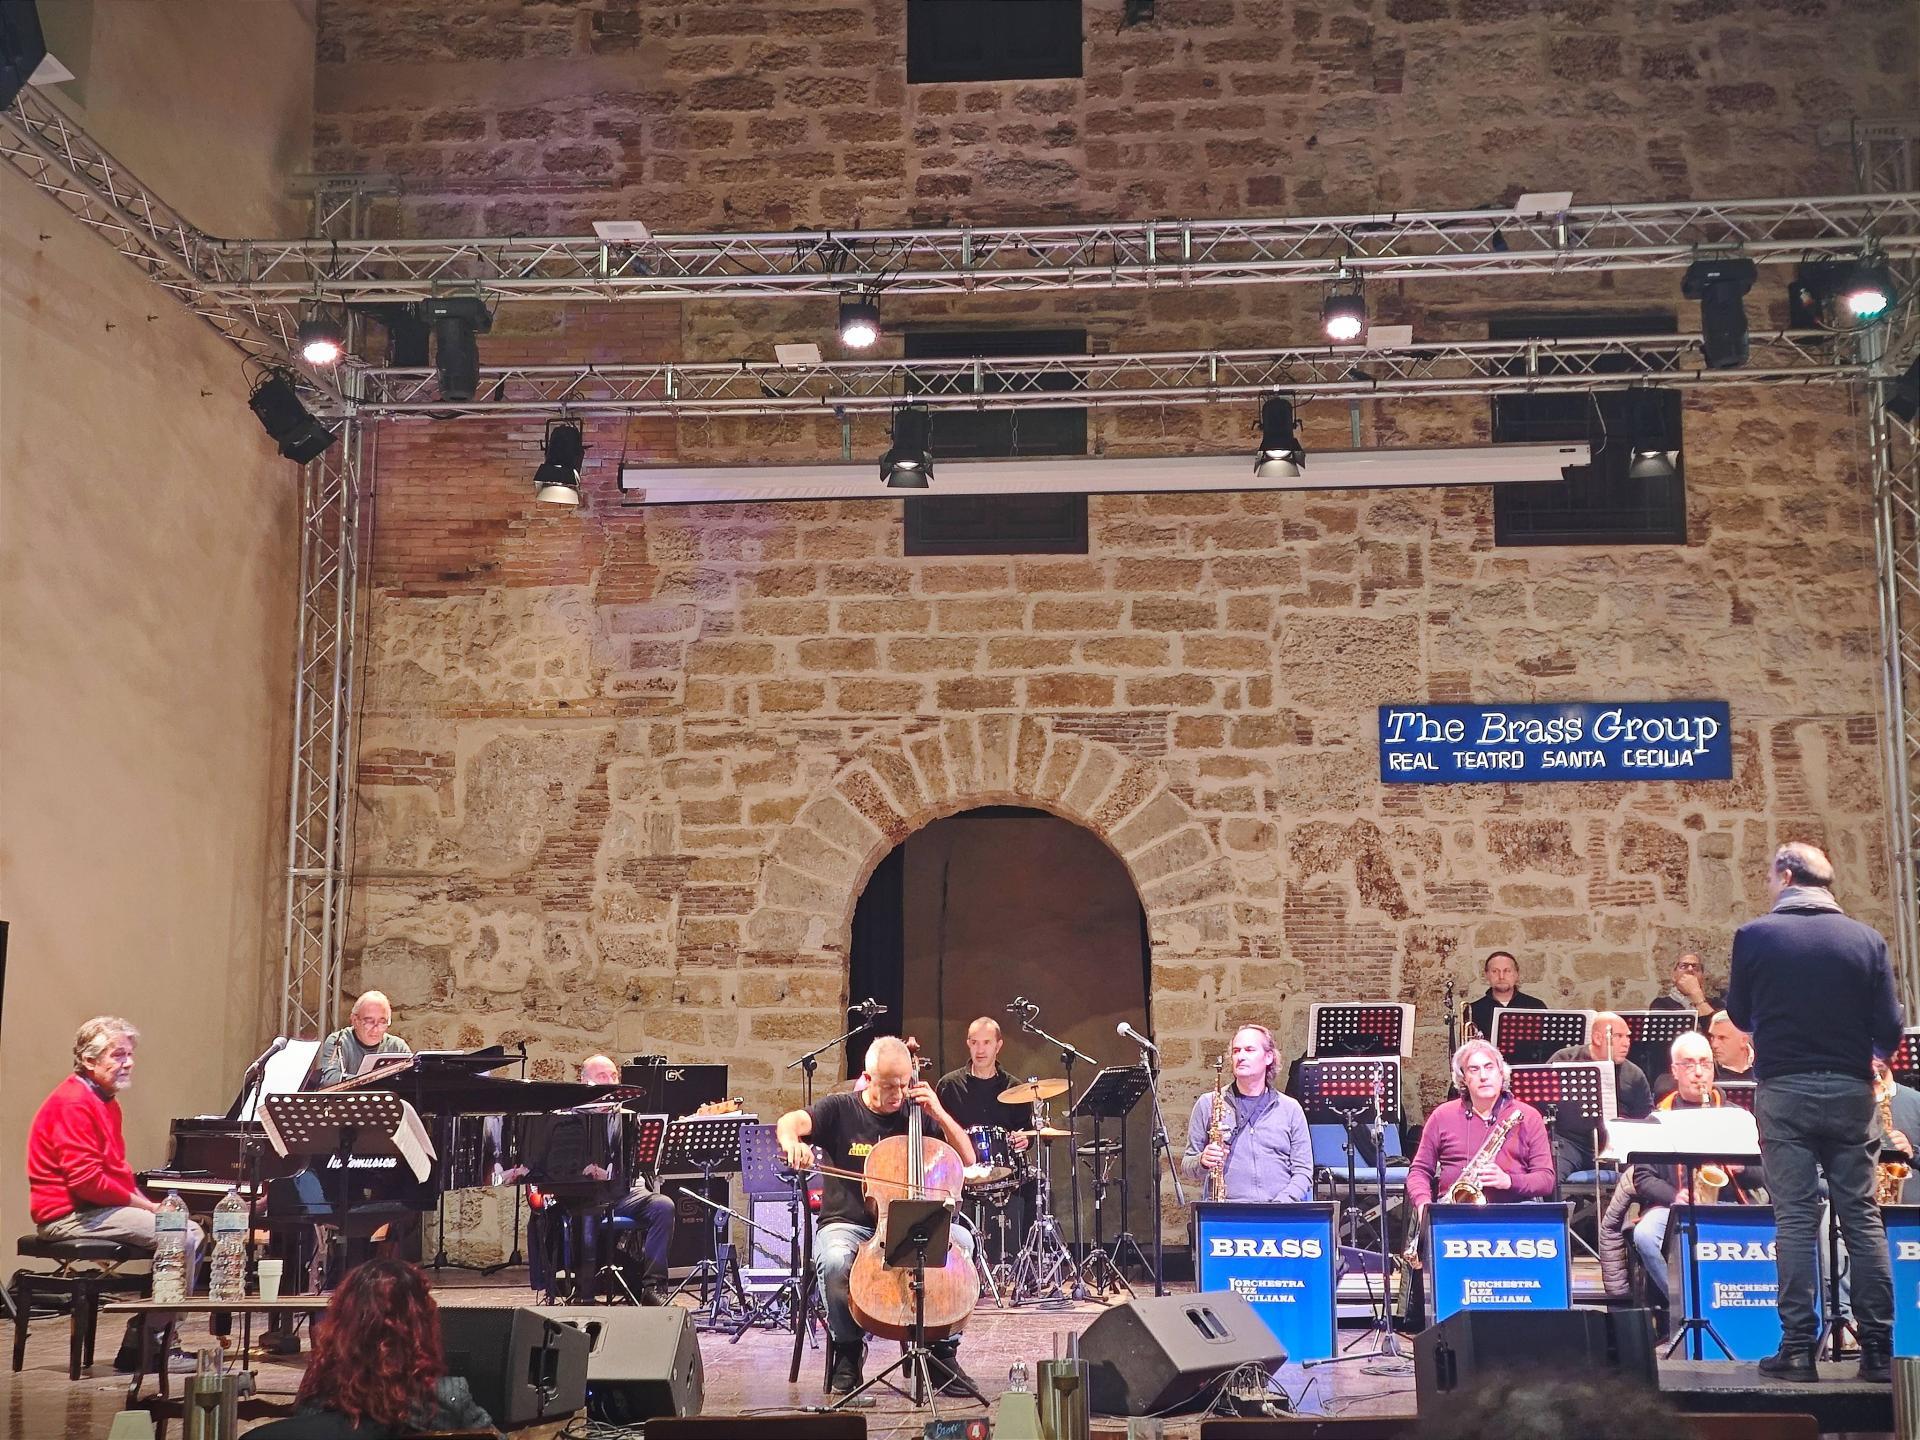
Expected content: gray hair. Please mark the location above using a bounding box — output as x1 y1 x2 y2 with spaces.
1671 1031 1712 1064
1773 841 1834 888
1450 1038 1510 1091
73 1016 139 1071
864 1035 913 1074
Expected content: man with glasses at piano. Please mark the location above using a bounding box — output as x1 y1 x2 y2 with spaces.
315 991 411 1087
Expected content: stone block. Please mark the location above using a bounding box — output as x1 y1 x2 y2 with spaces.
1027 672 1117 708
937 675 1016 711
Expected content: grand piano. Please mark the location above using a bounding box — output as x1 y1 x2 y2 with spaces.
141 1044 650 1261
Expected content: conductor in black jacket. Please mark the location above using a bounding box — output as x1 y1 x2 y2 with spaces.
1727 841 1904 1383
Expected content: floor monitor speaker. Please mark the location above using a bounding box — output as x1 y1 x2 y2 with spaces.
1412 1306 1657 1410
528 1304 703 1422
1077 1289 1286 1416
439 1305 590 1427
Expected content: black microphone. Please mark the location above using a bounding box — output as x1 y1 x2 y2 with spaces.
849 998 885 1019
1007 997 1038 1015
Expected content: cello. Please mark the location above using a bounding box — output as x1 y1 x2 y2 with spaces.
844 1042 976 1342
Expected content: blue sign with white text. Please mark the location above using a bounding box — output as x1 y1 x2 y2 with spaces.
1378 702 1732 784
1671 1204 1818 1361
1193 1201 1338 1362
1885 1206 1920 1357
1426 1202 1572 1321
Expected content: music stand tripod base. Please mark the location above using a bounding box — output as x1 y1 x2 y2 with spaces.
830 1200 985 1416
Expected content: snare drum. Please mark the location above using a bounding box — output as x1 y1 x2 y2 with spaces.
964 1125 1029 1191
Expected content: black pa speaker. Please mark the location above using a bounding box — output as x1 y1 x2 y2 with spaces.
1078 1290 1285 1416
1413 1307 1657 1409
439 1305 590 1427
647 1418 866 1438
529 1305 703 1423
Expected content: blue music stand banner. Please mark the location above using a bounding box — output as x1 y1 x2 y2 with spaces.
1379 702 1732 784
1885 1205 1920 1357
1671 1204 1818 1362
1426 1202 1572 1321
1193 1201 1339 1362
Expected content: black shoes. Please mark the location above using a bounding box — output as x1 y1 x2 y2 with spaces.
827 1341 865 1394
928 1346 979 1399
637 1283 668 1307
1858 1340 1893 1383
1757 1344 1819 1382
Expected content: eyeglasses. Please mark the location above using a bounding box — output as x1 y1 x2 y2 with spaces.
1674 962 1703 974
1673 1057 1715 1069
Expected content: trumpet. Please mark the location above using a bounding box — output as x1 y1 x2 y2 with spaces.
1694 1164 1730 1205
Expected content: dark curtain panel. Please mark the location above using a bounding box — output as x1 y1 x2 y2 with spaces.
846 845 906 1079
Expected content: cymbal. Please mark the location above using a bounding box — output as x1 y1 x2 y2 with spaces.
1012 1126 1071 1140
1000 1078 1069 1105
963 1162 1014 1186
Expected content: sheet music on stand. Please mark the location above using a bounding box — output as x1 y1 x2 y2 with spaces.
661 1113 756 1174
1490 1008 1592 1066
260 1092 436 1181
232 1040 322 1123
1600 1107 1762 1166
1510 1061 1616 1127
1296 1056 1401 1122
1306 1002 1414 1058
1890 1028 1920 1090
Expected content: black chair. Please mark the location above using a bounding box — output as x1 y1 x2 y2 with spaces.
11 1235 150 1379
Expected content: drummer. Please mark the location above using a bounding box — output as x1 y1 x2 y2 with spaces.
936 1017 1038 1255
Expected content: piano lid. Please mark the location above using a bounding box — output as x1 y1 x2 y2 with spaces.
227 1040 323 1124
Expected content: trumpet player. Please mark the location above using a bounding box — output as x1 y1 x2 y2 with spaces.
1406 1039 1555 1220
1463 950 1548 1044
1183 1025 1313 1203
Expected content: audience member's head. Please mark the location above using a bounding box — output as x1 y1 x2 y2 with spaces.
296 1260 445 1430
1413 1373 1681 1440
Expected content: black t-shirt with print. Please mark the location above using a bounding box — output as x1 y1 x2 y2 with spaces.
804 1090 909 1228
935 1065 1013 1129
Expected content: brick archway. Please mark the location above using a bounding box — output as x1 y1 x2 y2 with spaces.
749 714 1235 963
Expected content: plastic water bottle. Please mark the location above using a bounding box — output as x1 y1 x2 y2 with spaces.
209 1188 248 1303
152 1191 190 1303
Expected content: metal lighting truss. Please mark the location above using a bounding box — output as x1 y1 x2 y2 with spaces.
193 195 1920 304
353 331 1859 417
279 416 367 1038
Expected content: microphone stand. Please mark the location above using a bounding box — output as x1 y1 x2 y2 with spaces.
1129 1038 1182 1296
487 1042 530 1274
786 1017 876 1106
1019 1009 1101 1301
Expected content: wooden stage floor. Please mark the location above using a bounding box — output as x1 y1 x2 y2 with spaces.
1 1266 1891 1439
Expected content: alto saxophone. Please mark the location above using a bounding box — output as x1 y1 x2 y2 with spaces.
1878 1077 1911 1205
1446 1106 1525 1204
1205 1054 1231 1202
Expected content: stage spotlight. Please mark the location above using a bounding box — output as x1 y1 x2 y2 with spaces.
880 407 932 489
247 369 338 463
419 296 494 402
534 422 586 506
1841 259 1896 320
297 310 347 367
1321 290 1367 345
1254 395 1305 479
1681 257 1755 370
839 296 880 350
1624 389 1677 481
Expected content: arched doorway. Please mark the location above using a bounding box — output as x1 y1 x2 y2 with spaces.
846 805 1156 1262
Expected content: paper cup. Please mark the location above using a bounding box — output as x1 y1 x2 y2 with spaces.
255 1258 283 1301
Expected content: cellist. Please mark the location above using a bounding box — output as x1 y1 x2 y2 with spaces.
777 1035 980 1397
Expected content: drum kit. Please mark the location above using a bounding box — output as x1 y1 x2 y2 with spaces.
956 1076 1093 1306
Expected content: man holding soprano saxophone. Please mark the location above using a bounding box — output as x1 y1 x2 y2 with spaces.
1184 1025 1313 1203
1405 1039 1555 1252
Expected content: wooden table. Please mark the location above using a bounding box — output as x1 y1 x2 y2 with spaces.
102 1297 331 1407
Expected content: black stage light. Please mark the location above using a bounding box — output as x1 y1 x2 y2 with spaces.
1885 360 1920 425
1624 389 1677 481
1681 256 1755 370
297 310 347 367
534 421 585 506
1841 259 1896 320
838 296 880 350
1790 257 1898 328
880 406 932 489
419 296 494 402
1253 395 1304 479
1321 289 1367 344
247 369 338 463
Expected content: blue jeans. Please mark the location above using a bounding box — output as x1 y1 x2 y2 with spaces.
1757 1073 1890 1348
1632 1206 1671 1303
815 1218 976 1346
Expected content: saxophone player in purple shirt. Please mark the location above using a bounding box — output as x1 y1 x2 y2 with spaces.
1407 1039 1556 1214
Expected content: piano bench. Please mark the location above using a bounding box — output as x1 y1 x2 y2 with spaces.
12 1237 150 1381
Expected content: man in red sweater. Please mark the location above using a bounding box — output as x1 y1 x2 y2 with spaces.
28 1016 203 1367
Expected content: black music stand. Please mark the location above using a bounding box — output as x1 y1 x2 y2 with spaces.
1619 1010 1701 1089
1889 1029 1920 1091
261 1092 434 1288
1309 1003 1412 1063
830 1198 982 1414
660 1114 754 1327
730 1123 819 1343
1490 1009 1591 1066
1510 1062 1612 1259
1717 1081 1757 1113
1298 1058 1402 1256
1069 1065 1152 1294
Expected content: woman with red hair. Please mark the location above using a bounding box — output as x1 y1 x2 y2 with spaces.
250 1259 494 1438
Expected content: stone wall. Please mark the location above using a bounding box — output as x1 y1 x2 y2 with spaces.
317 1 1916 1252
